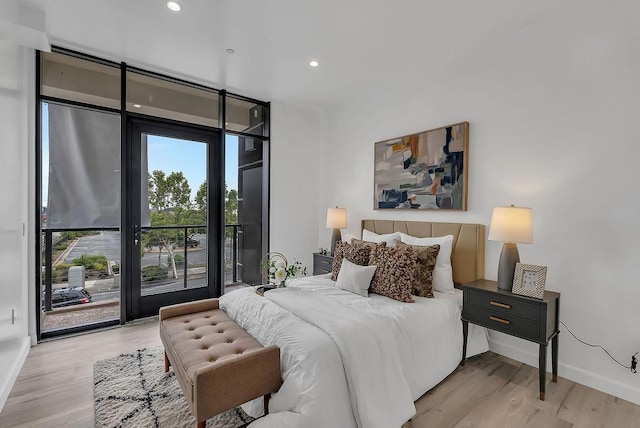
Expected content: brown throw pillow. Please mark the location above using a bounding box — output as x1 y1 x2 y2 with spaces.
395 240 440 298
368 245 417 303
331 241 382 281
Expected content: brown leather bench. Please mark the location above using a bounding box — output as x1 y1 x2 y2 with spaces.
159 298 282 428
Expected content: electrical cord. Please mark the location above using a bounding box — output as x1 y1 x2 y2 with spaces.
560 321 636 372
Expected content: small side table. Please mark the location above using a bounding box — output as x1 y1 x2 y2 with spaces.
313 253 334 275
460 279 560 400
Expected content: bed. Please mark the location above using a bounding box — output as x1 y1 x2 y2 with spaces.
218 220 489 428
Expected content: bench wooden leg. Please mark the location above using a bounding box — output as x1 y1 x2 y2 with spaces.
264 393 271 415
196 421 205 428
164 351 170 373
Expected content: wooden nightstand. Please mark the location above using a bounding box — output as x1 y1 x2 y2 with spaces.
460 279 560 400
313 253 334 275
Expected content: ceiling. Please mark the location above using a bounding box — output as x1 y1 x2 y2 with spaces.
22 0 634 111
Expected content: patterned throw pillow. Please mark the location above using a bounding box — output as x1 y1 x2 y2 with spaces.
331 241 382 281
350 238 385 249
395 240 440 298
368 245 417 303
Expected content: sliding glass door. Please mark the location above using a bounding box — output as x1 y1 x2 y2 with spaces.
125 119 223 319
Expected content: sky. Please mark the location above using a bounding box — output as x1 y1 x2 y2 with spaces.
42 103 239 206
146 134 238 198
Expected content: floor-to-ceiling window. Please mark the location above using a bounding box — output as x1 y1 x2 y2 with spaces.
39 51 122 336
225 96 269 287
37 48 269 338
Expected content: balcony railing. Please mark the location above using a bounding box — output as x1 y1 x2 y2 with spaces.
41 224 241 312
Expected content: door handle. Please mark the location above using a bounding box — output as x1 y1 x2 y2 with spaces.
134 226 141 246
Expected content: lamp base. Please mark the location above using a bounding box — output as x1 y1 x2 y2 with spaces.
497 242 520 292
330 228 342 256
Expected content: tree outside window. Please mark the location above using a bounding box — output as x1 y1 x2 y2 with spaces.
142 170 238 278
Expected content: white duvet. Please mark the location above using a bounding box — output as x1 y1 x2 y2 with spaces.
218 274 488 428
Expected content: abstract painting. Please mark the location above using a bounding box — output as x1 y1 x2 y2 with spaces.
374 122 468 210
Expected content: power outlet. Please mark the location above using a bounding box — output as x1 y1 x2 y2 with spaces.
632 353 638 374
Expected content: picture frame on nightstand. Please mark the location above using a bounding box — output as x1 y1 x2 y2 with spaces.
512 263 547 299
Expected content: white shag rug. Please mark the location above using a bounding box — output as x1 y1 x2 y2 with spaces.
94 348 255 428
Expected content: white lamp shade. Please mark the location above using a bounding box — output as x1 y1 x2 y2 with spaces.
326 207 347 229
488 206 532 244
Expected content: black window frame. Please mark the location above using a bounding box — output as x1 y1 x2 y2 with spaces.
36 46 270 340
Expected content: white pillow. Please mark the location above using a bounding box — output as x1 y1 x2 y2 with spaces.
362 229 401 247
400 233 454 293
336 258 377 297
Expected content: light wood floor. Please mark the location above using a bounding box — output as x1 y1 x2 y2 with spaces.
1 319 639 428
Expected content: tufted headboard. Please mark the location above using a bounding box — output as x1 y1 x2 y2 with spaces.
361 219 485 284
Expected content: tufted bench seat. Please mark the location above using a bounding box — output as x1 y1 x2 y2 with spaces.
159 298 282 428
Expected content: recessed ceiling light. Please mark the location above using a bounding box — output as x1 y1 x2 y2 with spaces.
309 60 319 67
133 104 141 108
167 2 181 12
225 48 235 55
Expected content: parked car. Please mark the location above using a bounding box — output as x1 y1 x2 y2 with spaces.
44 287 92 308
186 236 200 248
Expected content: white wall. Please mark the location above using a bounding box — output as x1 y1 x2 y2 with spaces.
317 2 640 404
269 101 321 273
0 38 34 414
0 1 44 411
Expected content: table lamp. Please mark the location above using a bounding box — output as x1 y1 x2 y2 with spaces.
326 207 347 255
488 205 532 291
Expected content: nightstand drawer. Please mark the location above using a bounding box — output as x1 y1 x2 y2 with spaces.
467 306 540 340
467 290 540 321
313 253 334 275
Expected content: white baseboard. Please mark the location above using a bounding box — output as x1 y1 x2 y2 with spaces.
0 337 30 412
488 337 640 406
